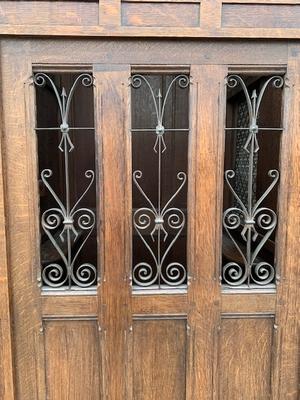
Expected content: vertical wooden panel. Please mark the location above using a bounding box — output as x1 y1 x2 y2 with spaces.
44 320 101 400
133 319 186 400
274 49 300 400
1 43 42 400
99 0 121 26
201 0 222 29
186 65 225 400
219 318 273 400
0 49 15 398
95 64 131 400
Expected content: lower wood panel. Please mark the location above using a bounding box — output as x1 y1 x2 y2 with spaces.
133 319 186 400
44 320 101 400
219 317 274 400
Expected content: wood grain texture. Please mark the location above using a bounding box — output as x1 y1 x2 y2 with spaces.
95 64 131 400
186 65 225 400
1 46 43 400
121 2 200 27
219 317 274 400
0 50 15 400
3 39 288 67
221 293 276 315
44 320 101 399
133 319 186 400
99 0 121 26
222 4 300 28
273 50 300 400
42 295 98 318
132 294 187 316
0 1 99 26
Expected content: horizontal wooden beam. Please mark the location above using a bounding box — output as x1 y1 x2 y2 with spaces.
1 25 300 39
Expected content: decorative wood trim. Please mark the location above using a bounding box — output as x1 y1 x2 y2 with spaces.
2 25 300 39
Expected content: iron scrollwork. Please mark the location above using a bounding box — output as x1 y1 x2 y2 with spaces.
34 73 97 289
131 74 189 288
223 74 284 287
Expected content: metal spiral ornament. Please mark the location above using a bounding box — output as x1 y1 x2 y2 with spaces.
222 75 283 287
34 73 97 289
131 74 189 288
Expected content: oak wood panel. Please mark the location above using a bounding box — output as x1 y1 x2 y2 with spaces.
95 64 131 400
2 24 300 38
0 1 99 26
42 295 98 317
121 1 200 27
0 53 15 400
1 46 43 400
12 39 288 68
273 51 300 400
186 65 225 400
201 0 222 29
219 317 274 399
222 4 300 28
44 320 101 399
99 0 121 26
221 293 276 314
132 293 277 316
133 319 186 400
132 294 188 316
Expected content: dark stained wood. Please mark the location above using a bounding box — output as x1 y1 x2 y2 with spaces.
121 2 200 27
0 1 99 26
44 320 101 399
222 4 300 28
219 317 274 400
133 319 187 400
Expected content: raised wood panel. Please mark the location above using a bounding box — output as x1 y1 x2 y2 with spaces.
133 319 186 400
0 1 99 26
121 2 200 27
132 294 188 316
219 317 274 400
44 320 101 399
221 293 276 314
42 295 98 318
222 4 300 28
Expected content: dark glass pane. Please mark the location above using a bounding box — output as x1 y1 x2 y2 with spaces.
222 74 283 288
131 74 189 289
35 72 97 290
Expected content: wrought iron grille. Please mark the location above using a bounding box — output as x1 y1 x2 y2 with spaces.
130 74 190 289
222 74 284 287
34 72 97 289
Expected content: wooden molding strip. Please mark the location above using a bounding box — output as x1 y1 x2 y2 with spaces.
2 25 300 39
